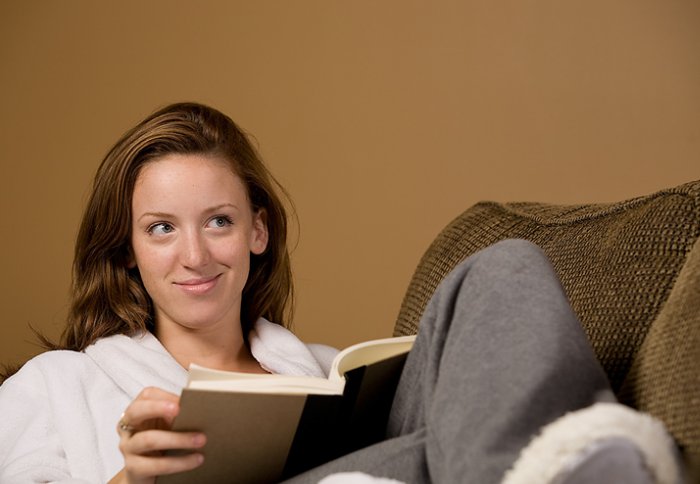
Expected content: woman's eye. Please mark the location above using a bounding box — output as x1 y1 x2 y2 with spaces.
148 223 174 235
208 216 233 229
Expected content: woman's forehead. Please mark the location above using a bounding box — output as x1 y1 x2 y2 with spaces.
133 154 252 211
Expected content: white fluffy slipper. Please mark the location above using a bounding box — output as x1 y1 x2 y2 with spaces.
501 402 684 484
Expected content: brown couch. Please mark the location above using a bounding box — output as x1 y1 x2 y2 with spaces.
393 180 700 468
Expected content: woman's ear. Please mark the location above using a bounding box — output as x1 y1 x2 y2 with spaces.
251 209 269 255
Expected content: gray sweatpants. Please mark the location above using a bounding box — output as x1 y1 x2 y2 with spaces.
287 239 613 483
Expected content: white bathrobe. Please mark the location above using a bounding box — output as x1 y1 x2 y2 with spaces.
0 318 338 483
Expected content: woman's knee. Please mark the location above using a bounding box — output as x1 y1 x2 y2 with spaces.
467 239 551 274
432 239 555 303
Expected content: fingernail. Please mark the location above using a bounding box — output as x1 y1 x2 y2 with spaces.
193 433 206 446
196 453 205 464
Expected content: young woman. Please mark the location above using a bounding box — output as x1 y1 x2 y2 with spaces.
0 103 641 484
0 103 339 483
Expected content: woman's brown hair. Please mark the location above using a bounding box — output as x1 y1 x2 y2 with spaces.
58 102 294 351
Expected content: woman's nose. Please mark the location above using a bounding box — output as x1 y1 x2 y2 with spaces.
180 231 210 269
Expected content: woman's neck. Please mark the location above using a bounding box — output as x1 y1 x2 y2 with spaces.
155 321 268 374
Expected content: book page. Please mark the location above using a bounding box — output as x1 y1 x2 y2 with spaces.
330 334 416 380
186 364 343 395
184 333 416 394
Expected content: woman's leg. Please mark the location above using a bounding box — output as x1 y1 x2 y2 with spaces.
388 239 613 482
286 240 613 483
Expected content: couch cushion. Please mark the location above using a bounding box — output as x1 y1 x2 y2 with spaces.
394 181 700 462
395 181 699 389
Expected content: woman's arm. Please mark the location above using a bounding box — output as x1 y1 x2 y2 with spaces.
108 387 206 484
0 362 92 483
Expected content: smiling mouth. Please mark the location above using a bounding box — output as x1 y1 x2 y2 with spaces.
174 275 221 295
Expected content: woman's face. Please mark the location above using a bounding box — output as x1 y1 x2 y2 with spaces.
130 153 268 335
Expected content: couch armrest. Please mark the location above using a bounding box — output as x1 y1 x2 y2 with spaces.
620 236 700 464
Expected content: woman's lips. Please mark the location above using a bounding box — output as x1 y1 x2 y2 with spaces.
174 275 221 295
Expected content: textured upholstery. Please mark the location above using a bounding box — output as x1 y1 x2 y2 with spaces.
394 181 700 463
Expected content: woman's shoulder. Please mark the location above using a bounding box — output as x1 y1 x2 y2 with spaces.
305 343 339 376
2 349 91 391
25 348 90 369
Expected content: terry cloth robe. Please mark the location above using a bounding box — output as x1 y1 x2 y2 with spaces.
0 318 338 484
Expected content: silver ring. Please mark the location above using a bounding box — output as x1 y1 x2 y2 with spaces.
118 413 135 434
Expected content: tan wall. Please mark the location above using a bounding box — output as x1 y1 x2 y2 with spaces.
1 1 699 365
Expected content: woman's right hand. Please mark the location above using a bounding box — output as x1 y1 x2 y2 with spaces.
108 387 206 484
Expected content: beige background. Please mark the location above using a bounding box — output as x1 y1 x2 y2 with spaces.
1 1 699 365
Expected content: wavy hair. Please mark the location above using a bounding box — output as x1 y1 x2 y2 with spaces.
56 102 294 351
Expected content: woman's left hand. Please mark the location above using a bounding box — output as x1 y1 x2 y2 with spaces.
110 387 206 484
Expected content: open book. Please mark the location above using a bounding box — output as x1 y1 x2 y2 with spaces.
157 334 416 484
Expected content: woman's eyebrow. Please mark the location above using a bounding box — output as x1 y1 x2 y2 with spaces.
136 204 239 222
205 203 239 214
137 211 174 222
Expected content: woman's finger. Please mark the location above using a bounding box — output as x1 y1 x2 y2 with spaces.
125 452 205 478
117 387 180 436
119 398 179 432
123 429 206 456
135 386 180 404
